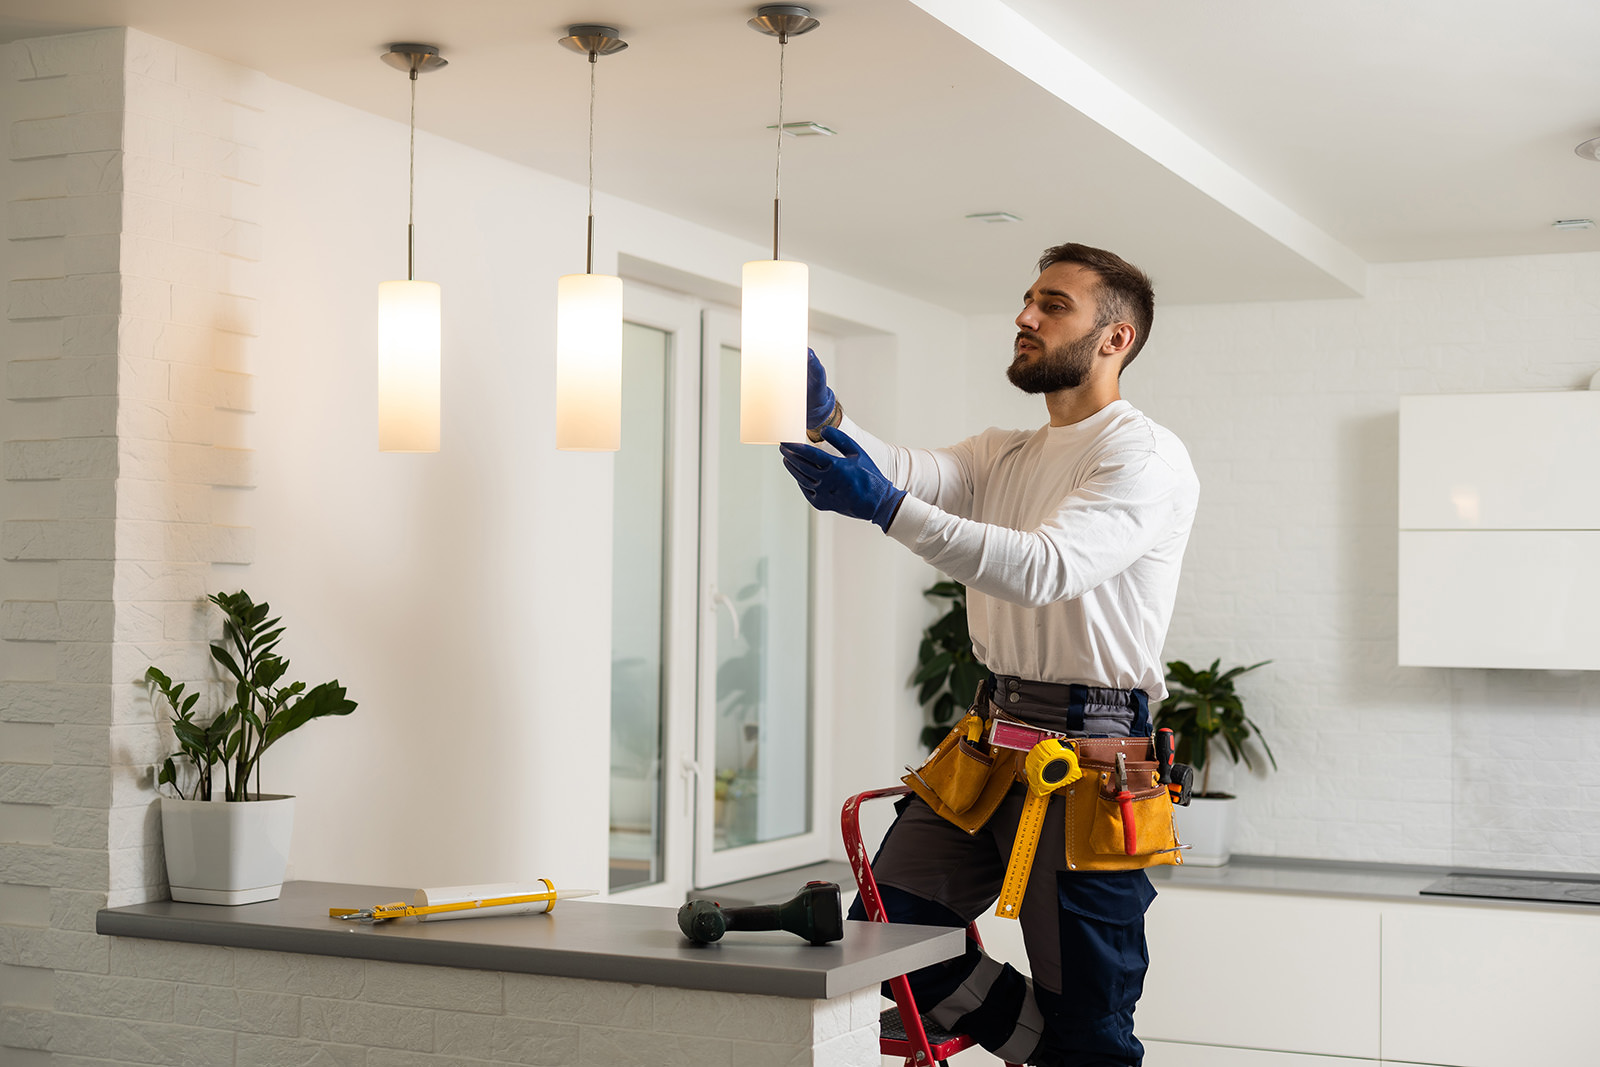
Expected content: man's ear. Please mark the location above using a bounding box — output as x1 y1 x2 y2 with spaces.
1101 322 1136 359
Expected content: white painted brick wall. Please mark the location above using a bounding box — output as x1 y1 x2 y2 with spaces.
1112 253 1600 872
13 937 881 1066
2 24 267 1064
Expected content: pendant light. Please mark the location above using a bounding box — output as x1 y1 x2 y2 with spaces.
556 25 629 452
377 44 447 453
741 5 819 445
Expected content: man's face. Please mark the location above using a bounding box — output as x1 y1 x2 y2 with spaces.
1008 263 1107 394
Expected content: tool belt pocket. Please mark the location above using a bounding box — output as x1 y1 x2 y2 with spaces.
903 713 1019 834
1063 742 1182 871
1085 774 1177 860
920 726 993 814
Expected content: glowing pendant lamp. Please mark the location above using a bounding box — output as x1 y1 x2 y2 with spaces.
741 5 819 445
556 25 629 452
377 44 446 453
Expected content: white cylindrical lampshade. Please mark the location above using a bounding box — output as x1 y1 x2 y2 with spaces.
556 272 624 452
377 279 442 453
740 259 809 445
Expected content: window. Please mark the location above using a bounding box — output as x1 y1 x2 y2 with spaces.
607 286 831 900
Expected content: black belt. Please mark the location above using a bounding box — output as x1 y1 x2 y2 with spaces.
984 673 1151 736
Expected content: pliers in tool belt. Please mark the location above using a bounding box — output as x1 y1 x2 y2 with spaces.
1114 751 1138 855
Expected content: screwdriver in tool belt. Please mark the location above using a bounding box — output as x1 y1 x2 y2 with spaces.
1154 728 1175 784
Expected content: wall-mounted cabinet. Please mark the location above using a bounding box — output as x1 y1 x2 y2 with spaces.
1397 391 1600 670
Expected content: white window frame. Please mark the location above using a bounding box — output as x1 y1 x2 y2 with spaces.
607 286 835 901
607 286 702 906
691 307 834 889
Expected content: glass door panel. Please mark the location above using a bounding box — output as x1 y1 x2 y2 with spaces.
606 290 828 897
694 310 826 888
608 322 671 891
710 341 812 850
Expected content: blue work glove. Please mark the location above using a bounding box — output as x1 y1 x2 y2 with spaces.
806 349 836 430
780 426 907 532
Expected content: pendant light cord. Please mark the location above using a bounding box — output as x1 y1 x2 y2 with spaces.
587 53 597 275
772 35 786 260
408 69 417 281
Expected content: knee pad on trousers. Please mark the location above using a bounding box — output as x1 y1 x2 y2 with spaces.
950 961 1033 1055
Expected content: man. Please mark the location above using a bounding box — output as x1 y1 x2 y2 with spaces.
780 243 1199 1066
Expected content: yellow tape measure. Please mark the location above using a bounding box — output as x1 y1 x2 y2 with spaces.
994 740 1081 921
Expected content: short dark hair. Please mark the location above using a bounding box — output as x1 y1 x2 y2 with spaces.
1036 243 1154 371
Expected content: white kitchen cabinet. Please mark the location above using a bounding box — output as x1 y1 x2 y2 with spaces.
1139 884 1598 1067
1398 391 1600 531
1139 889 1381 1059
1380 902 1600 1067
1397 530 1600 670
1397 390 1600 669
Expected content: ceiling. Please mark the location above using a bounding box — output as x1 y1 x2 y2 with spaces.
3 0 1600 314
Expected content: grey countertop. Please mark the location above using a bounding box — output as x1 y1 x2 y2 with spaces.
1149 854 1600 914
96 880 966 1000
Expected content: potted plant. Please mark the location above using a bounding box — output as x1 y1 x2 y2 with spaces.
912 580 986 749
146 590 356 903
1154 658 1274 866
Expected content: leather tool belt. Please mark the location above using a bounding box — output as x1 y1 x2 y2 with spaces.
903 687 1185 872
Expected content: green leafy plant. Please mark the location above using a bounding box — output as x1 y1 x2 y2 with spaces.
148 590 357 801
912 580 986 749
1154 658 1275 796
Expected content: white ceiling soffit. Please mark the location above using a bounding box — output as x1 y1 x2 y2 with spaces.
912 0 1367 298
8 3 1600 306
998 0 1600 268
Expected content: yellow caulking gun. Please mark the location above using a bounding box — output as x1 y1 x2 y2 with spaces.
330 880 596 923
994 739 1082 921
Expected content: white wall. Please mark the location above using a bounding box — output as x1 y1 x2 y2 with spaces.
227 67 972 889
967 252 1600 871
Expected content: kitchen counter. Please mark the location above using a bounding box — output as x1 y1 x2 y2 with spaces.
1150 853 1600 913
96 879 966 1000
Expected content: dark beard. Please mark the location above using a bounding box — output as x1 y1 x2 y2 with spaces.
1006 328 1100 394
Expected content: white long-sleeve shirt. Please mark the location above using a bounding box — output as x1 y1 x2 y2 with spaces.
843 400 1198 700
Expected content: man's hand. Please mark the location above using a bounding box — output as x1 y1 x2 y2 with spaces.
806 349 839 433
780 426 906 532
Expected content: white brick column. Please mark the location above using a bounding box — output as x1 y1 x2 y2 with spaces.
1 27 262 1061
2 33 128 1064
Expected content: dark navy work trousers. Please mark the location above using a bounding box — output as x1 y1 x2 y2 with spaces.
851 792 1157 1066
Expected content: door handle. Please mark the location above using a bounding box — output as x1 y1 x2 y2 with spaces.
680 756 700 818
710 588 741 642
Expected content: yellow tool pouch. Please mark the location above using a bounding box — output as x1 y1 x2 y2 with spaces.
903 714 1021 834
1061 738 1183 871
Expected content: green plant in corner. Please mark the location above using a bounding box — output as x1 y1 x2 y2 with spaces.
912 580 987 749
147 590 357 801
1154 658 1275 797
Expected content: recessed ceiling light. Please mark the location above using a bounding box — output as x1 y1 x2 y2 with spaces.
1576 138 1600 161
765 121 835 137
1552 218 1596 231
966 211 1022 224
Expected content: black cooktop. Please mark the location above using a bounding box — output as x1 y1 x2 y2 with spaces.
1421 874 1600 907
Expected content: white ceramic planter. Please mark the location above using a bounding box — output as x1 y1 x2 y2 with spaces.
1175 794 1234 866
160 794 295 904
